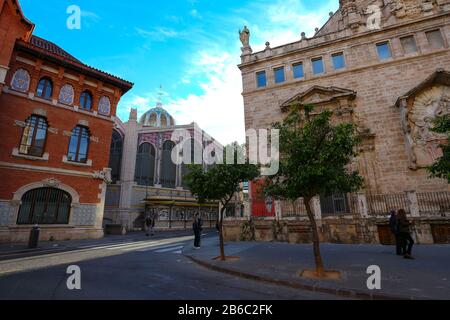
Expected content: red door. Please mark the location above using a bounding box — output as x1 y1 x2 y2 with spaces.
251 180 275 217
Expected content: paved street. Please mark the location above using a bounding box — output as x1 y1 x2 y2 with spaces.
0 231 341 300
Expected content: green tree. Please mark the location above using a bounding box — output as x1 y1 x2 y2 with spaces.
265 104 363 277
428 114 450 183
185 143 259 261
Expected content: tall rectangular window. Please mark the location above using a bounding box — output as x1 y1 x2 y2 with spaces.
376 42 392 60
331 52 346 70
312 57 324 75
293 62 304 79
274 67 285 84
400 36 418 54
256 71 266 88
426 30 444 49
67 126 90 163
20 115 48 157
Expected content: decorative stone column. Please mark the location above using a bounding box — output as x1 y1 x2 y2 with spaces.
119 109 139 220
274 200 282 220
243 198 251 218
155 144 163 187
312 196 322 221
176 164 183 190
357 193 369 218
405 190 420 217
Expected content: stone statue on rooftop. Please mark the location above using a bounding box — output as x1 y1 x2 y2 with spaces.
239 26 250 48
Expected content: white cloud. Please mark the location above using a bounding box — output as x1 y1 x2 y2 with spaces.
81 10 100 22
119 51 245 145
163 51 245 144
189 9 201 18
119 0 339 145
135 27 179 41
244 0 338 50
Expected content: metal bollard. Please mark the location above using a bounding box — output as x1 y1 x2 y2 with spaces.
28 224 40 249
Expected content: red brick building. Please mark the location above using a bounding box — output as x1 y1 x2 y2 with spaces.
0 0 133 243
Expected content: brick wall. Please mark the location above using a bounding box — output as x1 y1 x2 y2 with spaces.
0 0 32 67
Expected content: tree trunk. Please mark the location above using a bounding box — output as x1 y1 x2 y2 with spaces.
218 205 226 261
304 197 325 276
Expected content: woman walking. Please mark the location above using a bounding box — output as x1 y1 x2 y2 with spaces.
193 213 203 249
397 209 415 259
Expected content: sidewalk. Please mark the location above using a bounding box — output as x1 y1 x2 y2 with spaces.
183 237 450 300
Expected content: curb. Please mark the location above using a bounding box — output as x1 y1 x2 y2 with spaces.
185 254 419 300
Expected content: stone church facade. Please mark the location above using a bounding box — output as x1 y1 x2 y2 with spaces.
225 0 450 244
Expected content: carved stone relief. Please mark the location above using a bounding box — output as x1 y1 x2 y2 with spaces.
390 0 431 18
93 168 112 184
42 178 61 188
408 85 449 168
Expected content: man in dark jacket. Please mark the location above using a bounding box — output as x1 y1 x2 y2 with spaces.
389 210 402 255
144 215 154 236
397 209 415 259
193 213 203 249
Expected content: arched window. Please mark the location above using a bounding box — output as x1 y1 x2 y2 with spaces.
149 113 157 126
182 139 203 189
98 96 111 115
19 115 48 157
11 68 30 92
17 188 72 225
80 91 92 110
160 114 168 127
36 77 53 99
67 126 90 163
58 84 75 105
161 140 176 188
109 130 123 183
135 143 156 186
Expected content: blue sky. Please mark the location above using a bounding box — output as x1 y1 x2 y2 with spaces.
20 0 338 144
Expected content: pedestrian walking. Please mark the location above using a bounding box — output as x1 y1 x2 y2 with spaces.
396 209 415 259
389 210 402 255
144 215 154 236
193 213 203 249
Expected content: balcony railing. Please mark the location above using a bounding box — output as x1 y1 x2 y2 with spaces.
280 199 308 218
417 192 450 217
367 193 410 216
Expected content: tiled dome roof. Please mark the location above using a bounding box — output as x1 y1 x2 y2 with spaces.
140 103 175 127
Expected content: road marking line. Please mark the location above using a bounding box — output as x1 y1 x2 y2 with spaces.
92 240 154 250
154 246 184 253
119 236 194 252
102 238 190 251
0 236 194 265
136 243 185 252
76 242 136 249
121 240 186 252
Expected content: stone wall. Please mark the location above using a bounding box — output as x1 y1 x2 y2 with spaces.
223 216 448 245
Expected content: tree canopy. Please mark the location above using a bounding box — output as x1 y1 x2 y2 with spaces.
428 114 450 183
265 104 364 202
185 142 259 260
264 103 363 276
